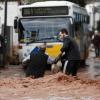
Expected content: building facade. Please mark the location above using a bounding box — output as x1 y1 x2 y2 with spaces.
85 2 100 31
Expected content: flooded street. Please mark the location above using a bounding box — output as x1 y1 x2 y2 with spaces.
0 71 100 100
0 49 100 100
0 0 100 99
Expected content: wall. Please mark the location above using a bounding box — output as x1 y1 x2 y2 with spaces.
0 1 18 26
0 1 19 45
0 1 19 59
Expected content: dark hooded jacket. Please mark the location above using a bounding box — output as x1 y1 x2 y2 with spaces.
61 36 80 60
26 49 48 78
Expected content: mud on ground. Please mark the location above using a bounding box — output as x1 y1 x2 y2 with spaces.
0 66 100 100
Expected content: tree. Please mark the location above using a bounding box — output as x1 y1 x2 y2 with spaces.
66 0 86 7
0 0 91 7
27 0 86 7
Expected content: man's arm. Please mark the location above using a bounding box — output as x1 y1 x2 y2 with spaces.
53 38 70 64
60 38 70 52
47 56 54 64
53 52 63 64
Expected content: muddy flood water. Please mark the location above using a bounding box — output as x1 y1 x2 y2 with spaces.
0 63 100 100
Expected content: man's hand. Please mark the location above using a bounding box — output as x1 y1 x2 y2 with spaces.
53 52 62 64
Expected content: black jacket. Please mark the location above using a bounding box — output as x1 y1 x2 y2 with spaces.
92 34 100 47
26 50 48 78
61 36 80 60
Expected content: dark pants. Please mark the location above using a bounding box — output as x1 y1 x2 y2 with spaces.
25 62 51 78
65 60 80 76
26 65 45 78
94 46 100 57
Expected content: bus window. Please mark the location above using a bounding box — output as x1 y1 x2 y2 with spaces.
31 31 37 42
75 22 84 38
18 17 72 43
87 16 90 24
18 20 25 42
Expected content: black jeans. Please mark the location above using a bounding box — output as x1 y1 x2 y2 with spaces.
65 60 80 76
94 46 100 57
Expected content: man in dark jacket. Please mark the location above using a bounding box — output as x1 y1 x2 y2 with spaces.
26 45 50 78
54 29 80 76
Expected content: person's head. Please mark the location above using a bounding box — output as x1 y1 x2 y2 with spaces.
94 30 98 35
39 43 46 53
59 28 69 39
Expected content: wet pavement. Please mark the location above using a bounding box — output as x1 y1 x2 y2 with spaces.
0 65 25 78
86 46 100 80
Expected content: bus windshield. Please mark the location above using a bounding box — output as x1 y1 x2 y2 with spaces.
18 17 72 43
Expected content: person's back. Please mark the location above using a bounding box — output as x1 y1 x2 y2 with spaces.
63 36 80 60
60 35 80 61
26 47 48 78
92 34 100 47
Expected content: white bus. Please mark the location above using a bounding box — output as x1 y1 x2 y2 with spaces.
14 1 90 64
